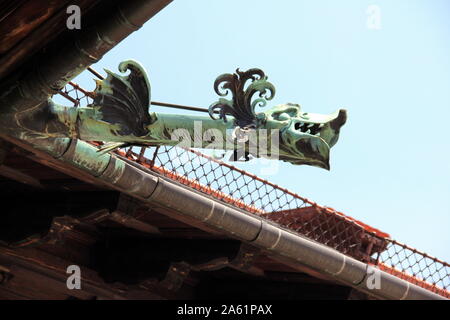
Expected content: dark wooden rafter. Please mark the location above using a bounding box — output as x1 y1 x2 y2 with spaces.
0 0 102 80
0 134 356 299
0 140 44 188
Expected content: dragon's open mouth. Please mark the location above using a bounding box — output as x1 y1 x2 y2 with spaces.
293 109 347 146
276 109 347 170
294 122 324 136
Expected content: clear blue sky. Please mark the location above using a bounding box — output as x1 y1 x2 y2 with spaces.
73 0 450 262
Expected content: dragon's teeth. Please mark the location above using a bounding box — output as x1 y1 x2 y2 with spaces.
306 129 311 134
307 123 314 128
319 124 324 128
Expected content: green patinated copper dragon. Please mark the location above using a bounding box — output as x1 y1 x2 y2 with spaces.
18 60 347 170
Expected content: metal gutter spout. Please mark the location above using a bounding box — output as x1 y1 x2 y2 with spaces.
148 177 446 300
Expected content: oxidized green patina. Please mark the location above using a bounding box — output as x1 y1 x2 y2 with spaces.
17 60 346 170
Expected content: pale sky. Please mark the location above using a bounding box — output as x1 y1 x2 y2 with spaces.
71 0 450 262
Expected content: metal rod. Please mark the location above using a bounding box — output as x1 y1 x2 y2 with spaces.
151 101 216 114
87 67 104 80
84 68 220 114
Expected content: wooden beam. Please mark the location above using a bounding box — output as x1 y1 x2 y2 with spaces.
0 164 43 188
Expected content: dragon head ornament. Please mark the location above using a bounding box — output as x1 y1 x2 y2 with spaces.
25 61 346 170
209 68 346 170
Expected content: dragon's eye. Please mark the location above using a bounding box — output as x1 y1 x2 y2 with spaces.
301 112 310 120
276 112 290 121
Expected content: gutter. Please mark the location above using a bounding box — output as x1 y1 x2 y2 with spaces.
0 0 172 119
2 135 445 300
